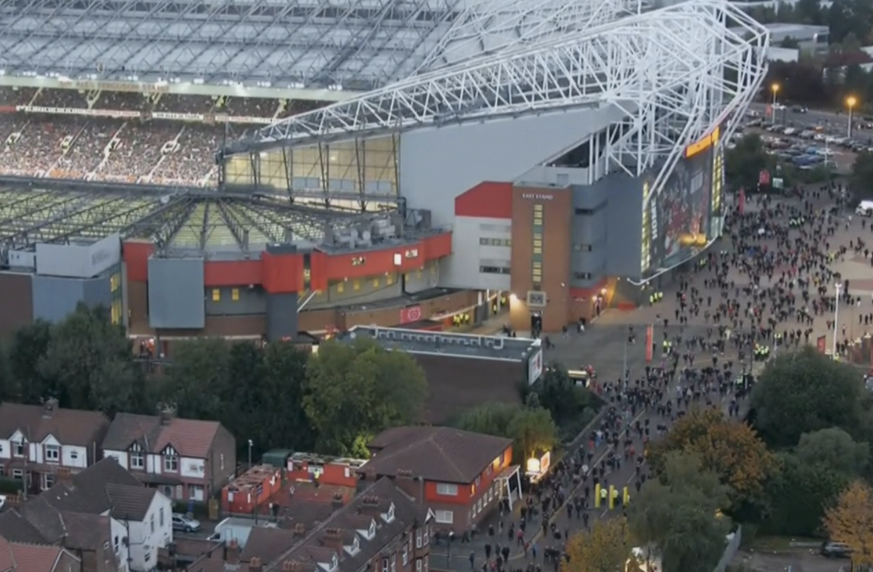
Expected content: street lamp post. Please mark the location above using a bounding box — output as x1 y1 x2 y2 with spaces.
847 96 858 139
247 439 254 469
833 283 843 358
771 83 780 123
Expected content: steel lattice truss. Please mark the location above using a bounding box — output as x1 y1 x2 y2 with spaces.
0 0 635 89
234 0 768 209
0 185 398 256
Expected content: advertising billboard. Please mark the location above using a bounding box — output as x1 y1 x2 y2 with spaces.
643 127 719 273
527 348 544 385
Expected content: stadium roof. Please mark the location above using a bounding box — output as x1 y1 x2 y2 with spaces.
0 181 414 256
0 0 638 91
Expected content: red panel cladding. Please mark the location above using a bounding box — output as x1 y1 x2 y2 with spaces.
204 260 263 287
261 252 304 294
310 251 329 292
454 182 513 219
324 247 423 281
422 232 452 259
123 240 154 282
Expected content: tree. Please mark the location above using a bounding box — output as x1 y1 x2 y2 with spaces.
534 365 599 438
763 453 850 537
38 304 147 416
507 406 558 460
563 518 635 572
647 409 776 509
453 403 557 462
823 480 873 567
725 134 769 190
7 320 52 404
628 452 731 572
164 337 232 422
303 339 427 456
0 344 16 402
752 346 866 449
851 151 873 198
795 428 869 476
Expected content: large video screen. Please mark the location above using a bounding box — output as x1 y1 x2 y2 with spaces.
647 145 715 270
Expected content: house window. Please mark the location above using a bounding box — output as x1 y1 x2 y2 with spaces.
434 510 453 524
45 445 60 463
382 559 389 572
150 514 155 534
189 485 205 501
11 469 23 480
164 451 178 472
44 473 55 490
416 530 422 549
423 556 428 572
423 526 429 545
391 559 396 572
436 483 458 496
70 450 78 461
416 561 422 572
402 545 409 565
131 452 144 469
159 508 165 527
13 441 24 457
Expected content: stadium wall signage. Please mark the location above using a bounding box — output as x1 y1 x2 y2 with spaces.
12 106 273 125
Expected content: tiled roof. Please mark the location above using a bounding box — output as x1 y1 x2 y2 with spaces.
20 497 66 543
262 478 429 572
365 426 512 484
0 402 109 446
0 535 15 572
240 528 297 565
0 511 49 545
58 512 111 552
7 542 68 572
40 458 157 522
103 413 221 458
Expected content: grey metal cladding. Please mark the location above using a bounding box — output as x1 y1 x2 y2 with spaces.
32 275 86 323
265 292 299 341
32 275 113 323
34 234 121 278
147 258 206 329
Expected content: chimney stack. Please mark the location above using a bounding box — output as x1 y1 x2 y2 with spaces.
282 561 303 572
4 492 23 508
331 492 344 508
56 467 73 486
358 495 381 516
43 397 59 418
226 539 241 565
322 528 344 551
249 557 263 572
396 469 413 479
158 404 176 426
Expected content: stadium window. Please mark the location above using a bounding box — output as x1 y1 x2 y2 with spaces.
533 246 542 254
231 288 240 301
351 256 366 266
533 204 544 213
386 274 394 285
337 282 345 294
353 280 361 291
405 249 419 258
211 289 220 302
416 270 422 279
480 266 511 275
373 278 380 289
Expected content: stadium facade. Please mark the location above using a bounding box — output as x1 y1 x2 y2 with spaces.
0 0 769 341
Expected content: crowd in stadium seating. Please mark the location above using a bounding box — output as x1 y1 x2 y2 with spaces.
0 87 324 185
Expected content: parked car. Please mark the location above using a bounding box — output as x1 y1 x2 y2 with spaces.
821 541 852 558
172 513 201 533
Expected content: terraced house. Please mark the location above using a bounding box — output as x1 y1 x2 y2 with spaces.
0 400 110 492
102 408 236 502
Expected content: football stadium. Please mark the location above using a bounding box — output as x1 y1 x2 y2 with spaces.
0 0 769 343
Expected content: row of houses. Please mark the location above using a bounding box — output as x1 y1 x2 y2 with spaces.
0 400 236 502
0 400 528 572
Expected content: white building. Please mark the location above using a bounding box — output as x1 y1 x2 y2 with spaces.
37 459 173 572
0 400 110 491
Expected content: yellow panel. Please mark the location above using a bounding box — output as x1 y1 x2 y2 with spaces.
386 274 394 285
353 280 361 291
373 278 380 288
337 282 345 294
533 239 542 248
212 289 220 302
533 246 542 254
231 288 240 301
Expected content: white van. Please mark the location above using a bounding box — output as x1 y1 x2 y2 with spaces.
856 200 873 216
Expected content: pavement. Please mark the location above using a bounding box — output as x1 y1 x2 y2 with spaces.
433 184 873 572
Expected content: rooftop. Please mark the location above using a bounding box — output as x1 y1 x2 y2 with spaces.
340 325 540 361
0 0 639 91
0 179 424 258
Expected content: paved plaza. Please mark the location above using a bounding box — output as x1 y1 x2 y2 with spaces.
432 185 873 571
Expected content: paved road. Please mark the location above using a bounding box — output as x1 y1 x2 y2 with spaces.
749 102 869 139
434 183 873 572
